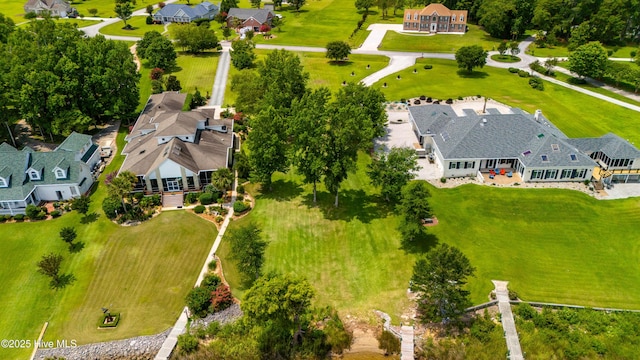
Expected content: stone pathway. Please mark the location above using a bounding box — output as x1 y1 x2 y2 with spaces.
400 325 414 360
492 280 524 360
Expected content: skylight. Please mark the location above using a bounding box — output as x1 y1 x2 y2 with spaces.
541 155 549 162
551 144 560 151
441 131 450 142
522 150 532 156
570 154 578 161
537 133 545 139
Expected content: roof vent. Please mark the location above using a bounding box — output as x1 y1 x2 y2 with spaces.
534 109 542 121
482 118 487 123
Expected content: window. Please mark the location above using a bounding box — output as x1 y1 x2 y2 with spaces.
464 161 475 169
55 169 65 179
414 13 418 20
452 15 456 21
544 169 557 179
569 154 578 161
460 15 464 21
561 169 572 179
541 155 549 162
29 170 40 181
406 14 411 20
551 144 560 152
449 162 460 169
531 170 544 179
0 178 5 187
522 150 532 156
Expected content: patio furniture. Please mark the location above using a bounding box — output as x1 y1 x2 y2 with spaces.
500 168 506 176
506 171 513 178
489 174 495 179
489 170 497 176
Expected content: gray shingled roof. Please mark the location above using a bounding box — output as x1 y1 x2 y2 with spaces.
227 8 274 23
566 133 640 159
56 131 91 152
409 104 596 168
154 2 218 19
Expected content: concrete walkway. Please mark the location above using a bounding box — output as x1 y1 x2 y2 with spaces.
552 66 640 103
400 325 414 360
209 42 231 106
155 176 238 360
360 24 403 51
492 280 524 360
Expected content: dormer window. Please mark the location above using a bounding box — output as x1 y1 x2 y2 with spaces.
55 169 66 179
29 170 40 181
460 15 464 21
0 177 6 187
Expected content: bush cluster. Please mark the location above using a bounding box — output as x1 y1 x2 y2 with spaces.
517 69 529 77
529 77 544 91
508 67 519 73
14 214 25 221
423 64 433 70
185 192 200 204
233 201 250 213
199 193 215 205
194 205 206 214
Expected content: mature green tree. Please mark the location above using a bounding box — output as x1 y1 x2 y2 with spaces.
231 69 262 114
144 35 177 70
631 68 640 93
355 0 376 13
114 0 134 27
393 0 404 15
455 45 488 72
606 61 632 87
146 4 154 15
211 167 234 192
251 0 261 7
568 41 609 79
509 41 520 56
230 39 256 69
368 147 420 202
590 0 629 44
173 23 219 53
411 243 475 323
0 13 15 43
257 49 309 113
165 75 182 91
289 87 331 203
242 273 315 350
189 87 207 109
137 31 164 59
229 223 268 284
397 180 432 242
37 253 64 288
337 82 387 139
248 107 289 190
71 195 91 215
222 26 232 40
497 41 508 56
107 171 138 212
60 227 77 245
378 0 392 18
325 41 351 62
290 0 306 11
220 0 239 13
568 22 593 50
271 15 283 32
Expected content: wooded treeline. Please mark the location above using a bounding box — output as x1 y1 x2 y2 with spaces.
0 15 139 142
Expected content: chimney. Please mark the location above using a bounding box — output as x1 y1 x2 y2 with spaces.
534 110 542 121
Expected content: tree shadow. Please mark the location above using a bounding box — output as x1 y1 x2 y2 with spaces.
255 179 304 202
81 212 100 224
69 241 85 253
456 70 489 79
176 51 220 58
52 273 76 290
328 60 355 66
400 232 438 254
303 189 394 223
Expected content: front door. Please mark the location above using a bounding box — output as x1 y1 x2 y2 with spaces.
431 23 437 32
167 180 180 192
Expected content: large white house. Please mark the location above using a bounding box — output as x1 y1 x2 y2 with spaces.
120 92 234 194
409 103 640 184
0 132 100 215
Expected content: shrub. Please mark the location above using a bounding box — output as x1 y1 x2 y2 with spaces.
177 333 199 354
215 215 224 223
508 289 519 300
584 179 591 185
236 184 245 194
233 201 249 213
0 215 6 223
445 98 453 104
145 15 153 25
185 192 200 204
517 69 529 77
50 210 61 218
378 330 400 355
423 64 433 69
14 214 25 221
211 284 234 312
208 259 217 271
202 273 222 292
102 196 123 219
3 215 12 222
199 193 215 205
508 67 519 73
426 97 432 103
529 77 544 90
440 177 447 183
133 192 144 201
194 205 206 214
186 286 212 318
457 96 463 100
25 204 45 220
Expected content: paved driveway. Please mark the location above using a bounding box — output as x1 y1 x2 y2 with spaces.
375 109 443 180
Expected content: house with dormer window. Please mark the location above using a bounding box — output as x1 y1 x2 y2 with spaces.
403 3 467 33
152 2 218 24
120 92 234 195
0 133 100 215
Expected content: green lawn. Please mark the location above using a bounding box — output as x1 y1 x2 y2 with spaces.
72 0 156 18
99 16 165 37
249 0 372 47
3 0 29 22
0 128 218 360
527 43 639 59
219 154 640 321
378 58 640 145
378 25 503 53
552 71 640 108
224 50 388 106
17 18 102 28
